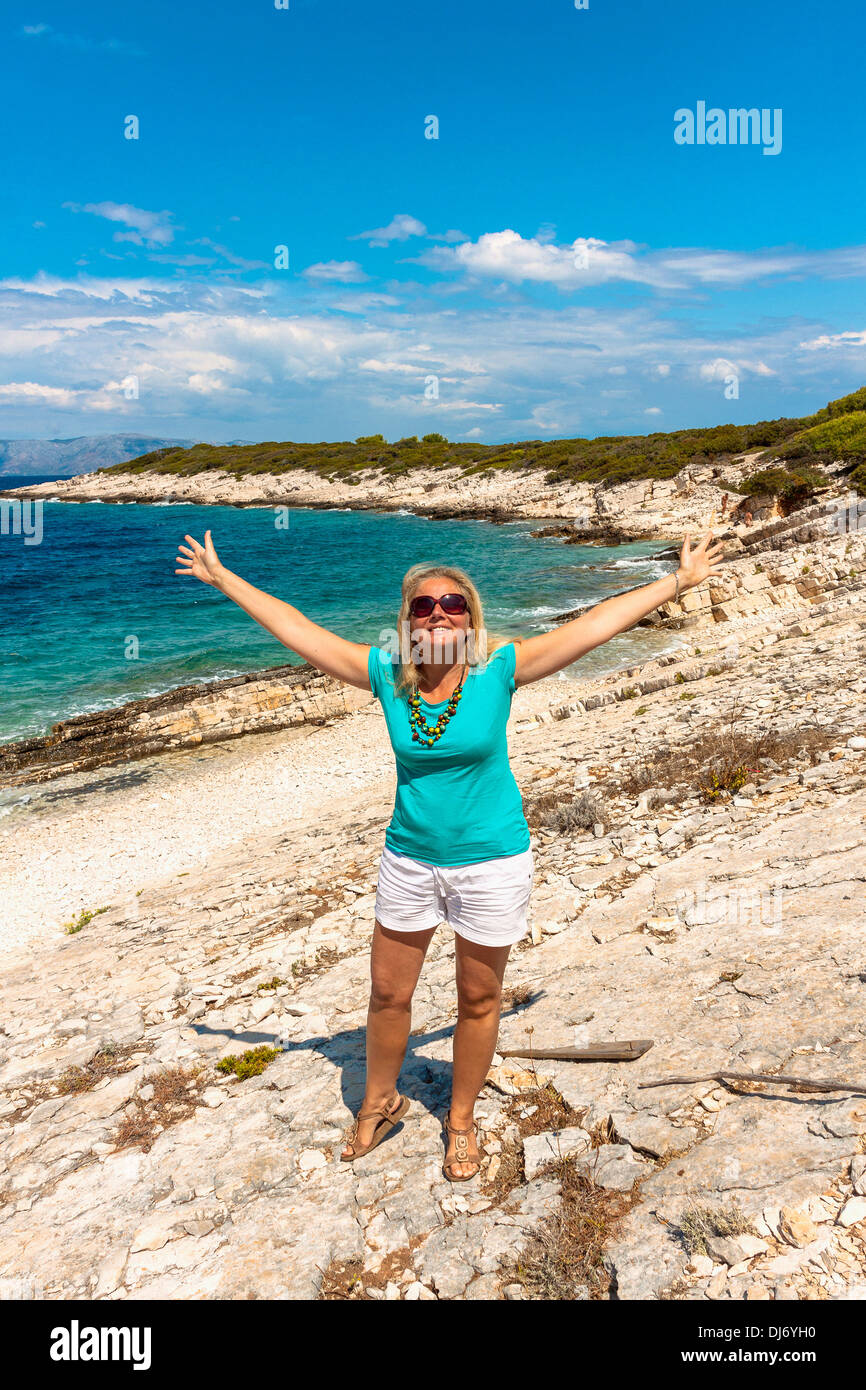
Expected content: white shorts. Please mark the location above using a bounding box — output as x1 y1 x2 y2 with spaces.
374 844 534 947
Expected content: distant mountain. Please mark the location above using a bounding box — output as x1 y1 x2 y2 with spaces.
0 434 197 477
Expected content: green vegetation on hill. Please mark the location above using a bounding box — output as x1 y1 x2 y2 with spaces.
737 463 830 510
771 411 866 467
99 387 866 491
754 389 866 497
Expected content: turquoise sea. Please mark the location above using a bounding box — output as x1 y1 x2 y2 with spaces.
0 475 679 742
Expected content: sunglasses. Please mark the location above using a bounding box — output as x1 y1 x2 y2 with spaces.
409 592 469 618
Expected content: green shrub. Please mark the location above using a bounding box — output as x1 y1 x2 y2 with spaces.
773 410 866 468
739 465 827 509
215 1045 281 1080
63 905 110 935
701 765 750 800
849 462 866 497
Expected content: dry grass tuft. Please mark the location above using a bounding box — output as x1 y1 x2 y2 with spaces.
498 1158 638 1299
524 787 607 835
500 983 535 1009
622 699 847 803
673 1196 759 1256
1 1040 154 1124
318 1235 428 1300
109 1062 208 1154
56 1042 143 1096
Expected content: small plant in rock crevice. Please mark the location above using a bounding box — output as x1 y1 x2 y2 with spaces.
215 1045 280 1080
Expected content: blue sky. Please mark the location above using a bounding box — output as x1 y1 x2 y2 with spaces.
2 0 865 445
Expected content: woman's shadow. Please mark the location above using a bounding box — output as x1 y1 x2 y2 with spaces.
191 988 546 1144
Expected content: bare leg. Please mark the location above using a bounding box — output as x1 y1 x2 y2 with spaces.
448 934 513 1177
342 918 437 1155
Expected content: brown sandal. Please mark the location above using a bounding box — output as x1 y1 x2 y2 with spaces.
340 1092 410 1161
442 1110 481 1182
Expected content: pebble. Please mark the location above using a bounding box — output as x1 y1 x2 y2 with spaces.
297 1150 327 1172
836 1197 866 1228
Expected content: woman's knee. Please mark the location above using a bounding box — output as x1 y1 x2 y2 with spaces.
369 976 415 1011
455 980 501 1017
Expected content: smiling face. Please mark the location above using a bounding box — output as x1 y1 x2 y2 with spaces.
409 577 472 666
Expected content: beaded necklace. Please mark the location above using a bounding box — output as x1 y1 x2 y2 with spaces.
408 662 468 746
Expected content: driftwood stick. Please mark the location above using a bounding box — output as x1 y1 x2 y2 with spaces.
638 1070 866 1097
499 1040 653 1062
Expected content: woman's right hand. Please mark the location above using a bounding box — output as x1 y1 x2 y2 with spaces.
175 530 225 588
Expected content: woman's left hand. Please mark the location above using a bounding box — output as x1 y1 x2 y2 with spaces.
678 529 726 590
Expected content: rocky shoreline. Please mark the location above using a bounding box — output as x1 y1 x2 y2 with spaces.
2 458 865 1301
0 663 370 788
3 486 863 787
1 448 778 541
5 455 863 787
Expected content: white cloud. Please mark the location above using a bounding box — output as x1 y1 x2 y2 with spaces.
359 359 423 375
699 358 739 382
644 406 663 415
63 201 177 248
149 253 215 268
416 230 645 288
189 238 269 271
800 330 866 350
529 401 565 431
0 328 66 354
0 381 78 405
698 357 776 382
0 260 857 441
350 214 427 247
413 229 866 293
302 260 369 283
19 23 144 55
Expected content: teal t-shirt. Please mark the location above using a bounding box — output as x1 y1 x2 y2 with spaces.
367 640 531 867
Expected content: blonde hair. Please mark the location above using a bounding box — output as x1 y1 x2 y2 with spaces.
391 561 520 698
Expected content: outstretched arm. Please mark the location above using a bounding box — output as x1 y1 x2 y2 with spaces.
513 530 724 687
175 530 372 690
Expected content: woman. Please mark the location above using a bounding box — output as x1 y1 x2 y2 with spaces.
175 526 724 1180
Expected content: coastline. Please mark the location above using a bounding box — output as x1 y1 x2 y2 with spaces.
0 461 691 767
0 451 762 540
3 455 865 784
